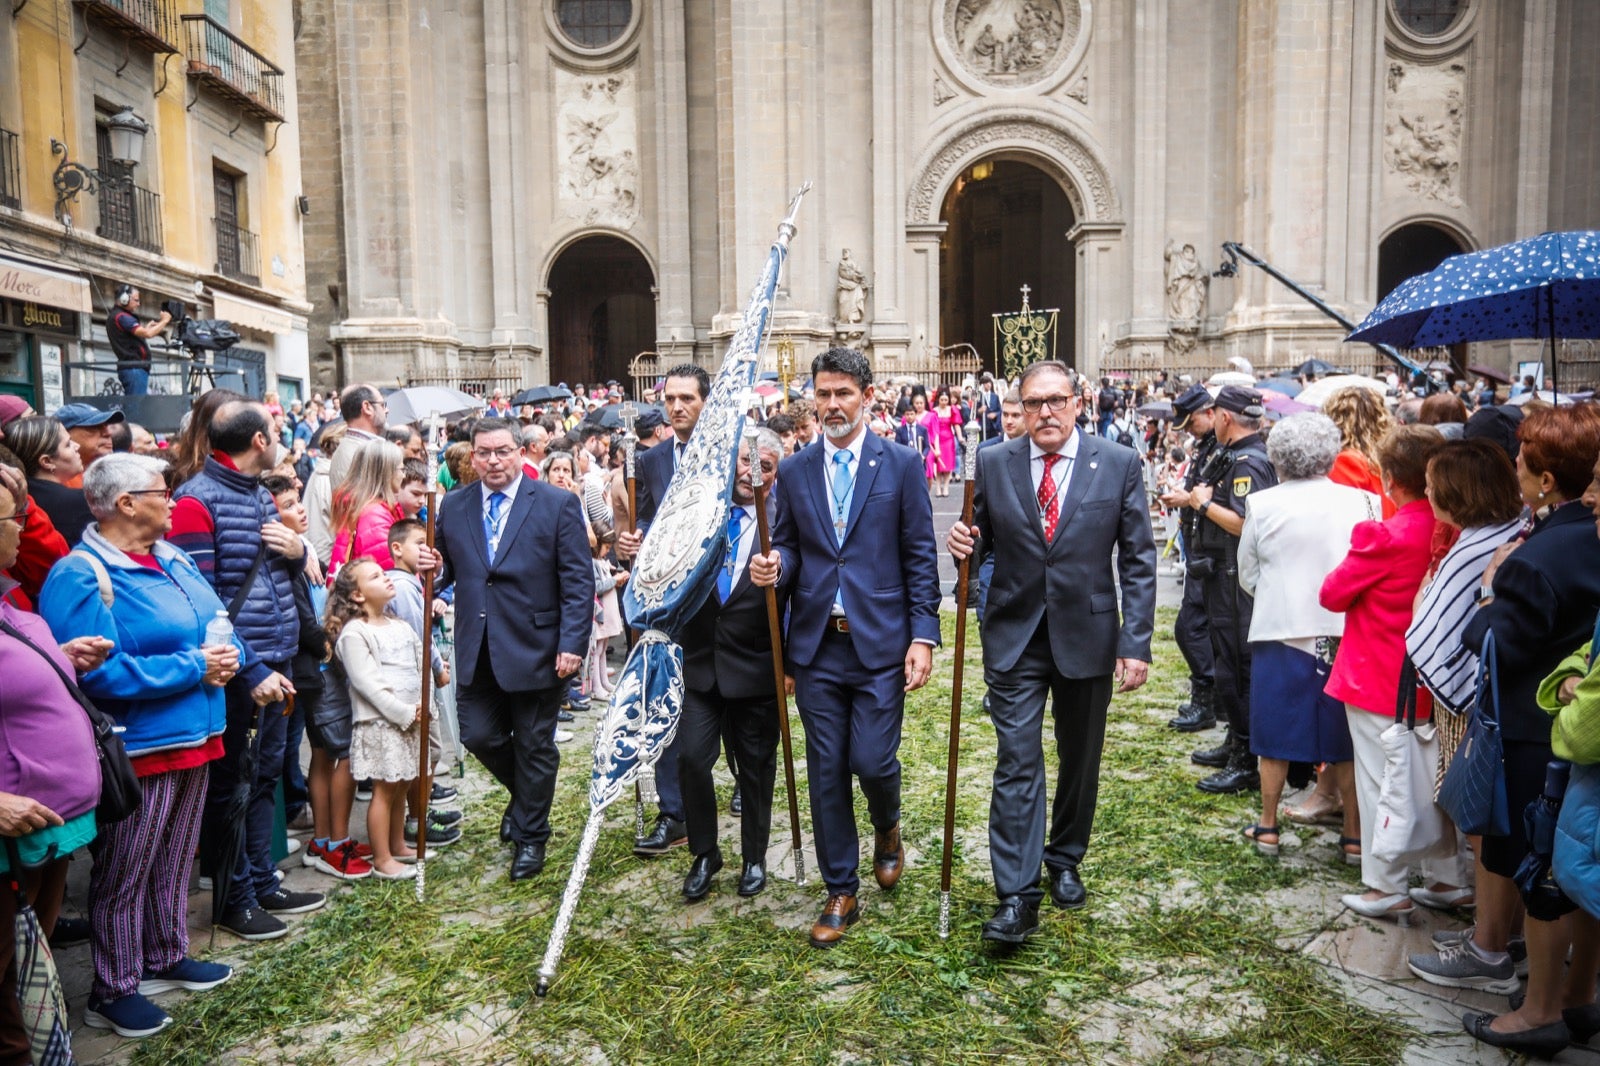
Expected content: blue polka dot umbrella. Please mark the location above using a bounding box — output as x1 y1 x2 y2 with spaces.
1347 231 1600 393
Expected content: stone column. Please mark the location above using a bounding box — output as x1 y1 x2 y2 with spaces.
1070 222 1124 379
869 0 909 360
904 222 946 360
653 0 694 342
1126 0 1168 345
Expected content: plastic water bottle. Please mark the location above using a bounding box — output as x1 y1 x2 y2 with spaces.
204 610 234 649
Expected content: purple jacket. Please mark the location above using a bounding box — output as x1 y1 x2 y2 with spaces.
0 591 100 821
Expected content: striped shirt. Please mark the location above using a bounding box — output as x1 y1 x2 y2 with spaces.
1406 518 1523 715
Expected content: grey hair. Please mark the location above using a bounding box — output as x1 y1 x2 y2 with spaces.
84 453 169 518
749 428 783 460
1266 413 1342 481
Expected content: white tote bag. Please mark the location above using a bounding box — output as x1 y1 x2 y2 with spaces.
1371 663 1452 863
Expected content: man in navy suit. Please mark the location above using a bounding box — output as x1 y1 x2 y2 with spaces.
617 363 710 856
676 429 787 902
752 347 942 948
428 418 594 881
949 362 1157 943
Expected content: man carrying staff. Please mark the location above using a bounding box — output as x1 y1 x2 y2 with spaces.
948 361 1157 944
751 346 941 949
676 429 787 902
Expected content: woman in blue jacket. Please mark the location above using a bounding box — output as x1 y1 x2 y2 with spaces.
40 454 239 1041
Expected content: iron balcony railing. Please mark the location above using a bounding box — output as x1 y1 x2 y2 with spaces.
180 14 285 122
213 217 260 286
73 0 181 53
97 180 164 254
0 128 19 210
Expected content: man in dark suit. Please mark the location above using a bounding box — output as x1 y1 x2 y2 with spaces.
616 363 711 856
752 346 942 949
949 361 1157 943
677 429 787 902
428 418 594 881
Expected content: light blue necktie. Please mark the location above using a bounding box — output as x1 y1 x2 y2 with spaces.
830 449 854 546
718 507 744 603
830 449 854 614
485 491 506 563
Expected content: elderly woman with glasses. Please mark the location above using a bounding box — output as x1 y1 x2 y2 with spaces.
39 453 239 1040
1236 414 1380 858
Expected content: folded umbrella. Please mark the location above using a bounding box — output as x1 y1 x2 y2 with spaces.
210 701 271 933
1515 760 1576 922
4 839 73 1066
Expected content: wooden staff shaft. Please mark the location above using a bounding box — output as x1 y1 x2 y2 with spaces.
753 477 806 885
939 478 978 900
417 488 437 870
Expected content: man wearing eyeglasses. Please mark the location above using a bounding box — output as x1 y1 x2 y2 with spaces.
421 417 594 882
948 360 1157 945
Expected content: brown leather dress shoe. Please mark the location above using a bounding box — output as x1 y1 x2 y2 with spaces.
873 824 905 891
808 893 860 948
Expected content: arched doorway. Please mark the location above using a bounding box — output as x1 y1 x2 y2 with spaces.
1378 221 1470 374
546 236 656 389
1378 221 1467 302
939 157 1077 374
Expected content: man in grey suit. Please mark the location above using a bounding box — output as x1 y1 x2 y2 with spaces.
948 361 1157 944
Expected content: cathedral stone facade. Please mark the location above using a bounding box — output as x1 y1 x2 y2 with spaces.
294 0 1600 394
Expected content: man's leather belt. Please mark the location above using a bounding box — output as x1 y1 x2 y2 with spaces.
826 617 851 635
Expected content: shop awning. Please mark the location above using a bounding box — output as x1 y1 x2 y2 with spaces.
212 290 292 335
0 253 91 314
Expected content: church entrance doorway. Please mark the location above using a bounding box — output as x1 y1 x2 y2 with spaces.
939 157 1077 375
547 235 656 390
1378 221 1469 374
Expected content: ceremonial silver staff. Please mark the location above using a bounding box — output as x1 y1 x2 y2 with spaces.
745 410 807 886
416 411 441 903
618 399 647 839
939 421 982 938
536 183 811 998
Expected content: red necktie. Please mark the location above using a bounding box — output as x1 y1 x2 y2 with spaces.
1039 453 1061 541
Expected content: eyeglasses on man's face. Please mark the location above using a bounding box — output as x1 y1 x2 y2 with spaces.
1021 395 1074 413
473 447 518 462
127 487 173 501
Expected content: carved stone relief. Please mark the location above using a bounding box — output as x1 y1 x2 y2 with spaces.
1383 59 1465 208
555 68 641 228
1065 74 1087 104
933 75 957 107
945 0 1081 88
1164 239 1206 356
835 248 868 339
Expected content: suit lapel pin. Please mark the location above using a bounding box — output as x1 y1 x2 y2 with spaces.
1090 462 1098 469
869 460 877 468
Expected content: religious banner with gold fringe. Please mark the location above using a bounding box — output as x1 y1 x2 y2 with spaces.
992 284 1059 380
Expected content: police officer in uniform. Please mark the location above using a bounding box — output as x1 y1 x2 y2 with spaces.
1184 386 1276 793
1159 384 1218 732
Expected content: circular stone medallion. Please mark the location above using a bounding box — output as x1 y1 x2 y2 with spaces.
945 0 1081 88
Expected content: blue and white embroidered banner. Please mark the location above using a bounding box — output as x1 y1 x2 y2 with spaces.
587 184 811 813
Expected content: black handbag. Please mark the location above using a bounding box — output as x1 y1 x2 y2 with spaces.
1437 629 1510 837
0 620 142 826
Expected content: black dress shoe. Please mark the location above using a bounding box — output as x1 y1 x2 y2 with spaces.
1462 1010 1570 1059
737 861 766 897
557 709 575 723
510 843 546 881
982 897 1040 944
48 916 90 946
633 814 688 856
1048 866 1086 909
1170 703 1217 733
682 850 724 901
730 785 743 817
500 814 513 843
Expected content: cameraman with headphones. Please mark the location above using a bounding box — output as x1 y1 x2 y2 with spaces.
108 284 171 396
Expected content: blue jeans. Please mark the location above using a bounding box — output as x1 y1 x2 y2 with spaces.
117 367 149 396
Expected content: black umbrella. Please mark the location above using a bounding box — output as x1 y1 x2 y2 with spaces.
1137 399 1174 420
211 700 272 932
584 403 663 430
1292 358 1342 378
512 385 574 406
1467 363 1512 385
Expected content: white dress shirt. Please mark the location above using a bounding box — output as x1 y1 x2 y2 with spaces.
1028 429 1080 504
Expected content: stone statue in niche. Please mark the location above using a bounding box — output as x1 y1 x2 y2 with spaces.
1383 60 1465 208
835 249 868 330
951 0 1074 82
1164 240 1206 355
555 69 641 227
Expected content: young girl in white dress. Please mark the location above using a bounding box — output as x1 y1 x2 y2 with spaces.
326 557 423 880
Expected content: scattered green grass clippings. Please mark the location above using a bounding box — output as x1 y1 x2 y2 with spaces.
134 605 1415 1065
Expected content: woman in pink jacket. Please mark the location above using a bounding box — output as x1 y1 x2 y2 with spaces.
329 439 405 574
1320 424 1463 925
